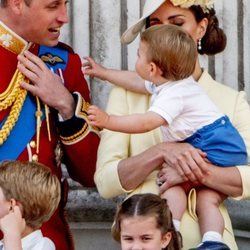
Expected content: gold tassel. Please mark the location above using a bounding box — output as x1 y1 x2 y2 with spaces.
45 104 51 141
35 96 42 154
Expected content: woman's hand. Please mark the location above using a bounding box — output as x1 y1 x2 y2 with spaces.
157 143 243 197
82 56 108 80
160 142 209 183
117 142 208 191
17 51 75 120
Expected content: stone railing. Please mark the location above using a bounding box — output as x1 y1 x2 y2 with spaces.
66 179 124 223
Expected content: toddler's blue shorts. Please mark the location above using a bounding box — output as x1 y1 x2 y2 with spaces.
185 116 247 166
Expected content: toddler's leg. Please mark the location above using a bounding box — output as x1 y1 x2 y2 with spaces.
161 185 187 231
196 188 226 237
193 188 230 250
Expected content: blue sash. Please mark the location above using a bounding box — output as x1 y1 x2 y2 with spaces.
0 95 40 161
0 45 68 161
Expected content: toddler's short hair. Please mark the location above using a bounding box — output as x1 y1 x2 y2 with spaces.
0 160 61 229
141 24 197 81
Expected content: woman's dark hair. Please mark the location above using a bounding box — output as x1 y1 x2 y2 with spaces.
145 6 227 56
190 6 227 55
112 193 182 250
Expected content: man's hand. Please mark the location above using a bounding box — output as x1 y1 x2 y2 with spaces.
17 51 75 120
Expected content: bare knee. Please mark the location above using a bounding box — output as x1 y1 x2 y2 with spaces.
196 189 224 213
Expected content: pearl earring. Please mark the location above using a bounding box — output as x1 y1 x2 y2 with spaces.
198 39 202 51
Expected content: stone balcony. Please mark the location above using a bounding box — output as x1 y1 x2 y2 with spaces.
66 178 121 250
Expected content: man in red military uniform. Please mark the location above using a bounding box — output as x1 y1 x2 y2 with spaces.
0 0 99 249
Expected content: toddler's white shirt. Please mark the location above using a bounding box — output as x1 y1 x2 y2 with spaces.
145 76 224 141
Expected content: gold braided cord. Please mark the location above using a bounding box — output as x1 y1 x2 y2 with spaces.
0 70 52 153
0 69 21 107
0 33 51 151
35 98 52 154
0 77 27 145
0 71 17 100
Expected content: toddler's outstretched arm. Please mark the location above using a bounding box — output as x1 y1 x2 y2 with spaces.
82 57 147 94
88 105 166 133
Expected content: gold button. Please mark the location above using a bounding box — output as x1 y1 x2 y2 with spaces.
32 154 38 162
30 141 36 148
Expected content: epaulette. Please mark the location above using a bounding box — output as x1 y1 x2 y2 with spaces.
57 42 75 54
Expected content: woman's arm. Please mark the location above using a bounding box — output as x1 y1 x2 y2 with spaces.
201 165 243 197
118 142 207 190
118 143 167 190
158 162 243 198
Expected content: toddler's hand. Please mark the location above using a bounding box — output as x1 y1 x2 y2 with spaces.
87 105 109 128
82 57 107 80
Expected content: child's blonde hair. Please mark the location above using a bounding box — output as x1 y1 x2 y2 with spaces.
141 24 197 81
112 193 182 250
0 160 61 229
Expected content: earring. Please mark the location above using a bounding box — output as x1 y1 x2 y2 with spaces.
198 38 202 51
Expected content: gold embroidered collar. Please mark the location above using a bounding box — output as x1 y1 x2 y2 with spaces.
0 21 28 54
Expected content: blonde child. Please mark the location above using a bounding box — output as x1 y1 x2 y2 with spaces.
0 161 60 250
84 24 246 249
112 193 182 250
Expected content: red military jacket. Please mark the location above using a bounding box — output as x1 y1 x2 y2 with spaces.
0 21 99 249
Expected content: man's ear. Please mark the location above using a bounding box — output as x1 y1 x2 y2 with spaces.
8 0 24 14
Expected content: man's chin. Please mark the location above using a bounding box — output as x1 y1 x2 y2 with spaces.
36 39 59 47
43 40 59 47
